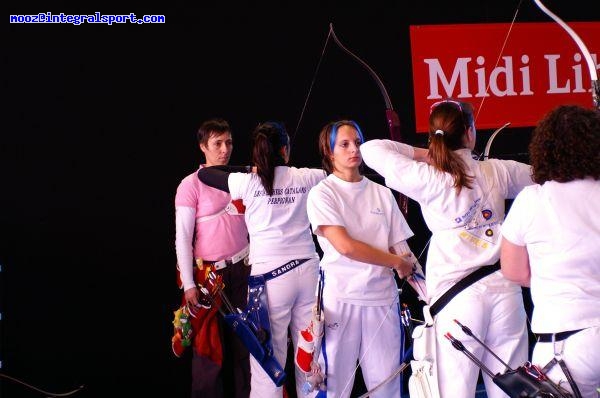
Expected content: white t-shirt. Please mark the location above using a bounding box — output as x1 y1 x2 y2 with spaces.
502 179 600 333
361 140 533 300
228 166 325 272
307 174 414 305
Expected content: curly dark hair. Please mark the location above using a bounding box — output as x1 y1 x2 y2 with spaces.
530 105 600 184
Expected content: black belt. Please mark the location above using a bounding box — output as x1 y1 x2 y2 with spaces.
537 329 582 343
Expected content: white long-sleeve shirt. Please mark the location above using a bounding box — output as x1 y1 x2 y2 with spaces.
361 139 533 300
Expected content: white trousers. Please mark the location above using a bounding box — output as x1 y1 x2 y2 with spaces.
532 326 600 398
249 258 319 398
319 292 402 398
434 273 528 398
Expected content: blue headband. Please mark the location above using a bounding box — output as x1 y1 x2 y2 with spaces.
329 121 365 152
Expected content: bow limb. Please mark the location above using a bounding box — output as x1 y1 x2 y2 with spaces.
328 24 401 142
481 122 511 160
329 23 409 216
533 0 600 110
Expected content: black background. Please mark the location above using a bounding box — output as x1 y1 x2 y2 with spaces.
2 2 594 397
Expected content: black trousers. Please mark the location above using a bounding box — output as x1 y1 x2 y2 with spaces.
191 259 251 398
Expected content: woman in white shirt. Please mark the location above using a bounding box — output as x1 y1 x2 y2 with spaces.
198 121 325 398
361 99 533 398
501 105 600 398
307 120 416 398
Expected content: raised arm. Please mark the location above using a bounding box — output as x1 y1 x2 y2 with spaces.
197 165 251 193
361 139 413 177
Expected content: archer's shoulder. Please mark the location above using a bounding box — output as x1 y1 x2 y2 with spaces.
483 158 531 174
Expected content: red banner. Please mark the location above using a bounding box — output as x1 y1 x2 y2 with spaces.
410 22 599 132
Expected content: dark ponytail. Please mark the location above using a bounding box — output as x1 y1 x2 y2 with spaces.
252 122 289 196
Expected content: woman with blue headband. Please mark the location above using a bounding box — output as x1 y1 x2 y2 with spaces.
306 120 418 398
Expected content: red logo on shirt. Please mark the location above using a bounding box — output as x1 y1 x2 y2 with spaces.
230 199 246 214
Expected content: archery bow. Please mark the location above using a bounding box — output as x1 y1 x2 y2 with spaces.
533 0 599 110
327 24 418 396
291 24 409 216
480 1 600 161
328 24 402 142
328 23 409 216
291 24 414 397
